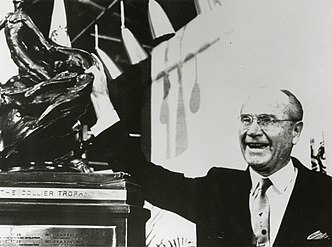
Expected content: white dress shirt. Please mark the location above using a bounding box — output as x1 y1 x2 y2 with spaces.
249 161 298 246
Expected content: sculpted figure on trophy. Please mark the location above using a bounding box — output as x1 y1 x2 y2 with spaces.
0 0 98 172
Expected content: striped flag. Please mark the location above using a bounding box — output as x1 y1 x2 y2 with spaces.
49 0 71 47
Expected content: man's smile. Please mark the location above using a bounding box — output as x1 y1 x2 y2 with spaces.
246 142 270 150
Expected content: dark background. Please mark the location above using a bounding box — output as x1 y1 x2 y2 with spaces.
23 0 197 68
9 0 197 167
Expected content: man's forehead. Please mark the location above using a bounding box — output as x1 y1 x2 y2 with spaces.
241 89 289 116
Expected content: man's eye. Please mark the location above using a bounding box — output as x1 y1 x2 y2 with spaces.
241 116 252 123
258 117 273 124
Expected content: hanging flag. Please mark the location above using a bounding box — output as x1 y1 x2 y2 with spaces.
94 25 122 79
96 47 122 79
49 0 71 47
120 0 148 64
148 0 175 44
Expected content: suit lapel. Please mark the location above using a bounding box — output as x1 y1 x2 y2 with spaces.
230 161 312 245
274 158 315 245
223 159 329 246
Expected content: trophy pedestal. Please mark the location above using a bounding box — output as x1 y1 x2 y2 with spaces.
0 172 149 247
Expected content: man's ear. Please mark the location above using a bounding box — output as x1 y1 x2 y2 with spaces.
292 121 303 145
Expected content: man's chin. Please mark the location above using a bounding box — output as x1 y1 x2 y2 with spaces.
245 157 271 170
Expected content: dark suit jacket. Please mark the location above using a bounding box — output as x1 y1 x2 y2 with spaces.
95 122 332 246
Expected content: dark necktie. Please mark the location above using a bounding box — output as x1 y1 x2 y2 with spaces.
252 178 272 247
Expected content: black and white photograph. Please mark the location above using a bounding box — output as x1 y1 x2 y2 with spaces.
0 0 331 246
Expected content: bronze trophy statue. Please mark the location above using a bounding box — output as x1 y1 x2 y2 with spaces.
0 2 148 246
0 0 96 172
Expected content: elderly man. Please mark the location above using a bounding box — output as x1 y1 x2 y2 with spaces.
87 63 332 246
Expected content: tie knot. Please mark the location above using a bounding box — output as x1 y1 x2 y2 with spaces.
259 178 272 194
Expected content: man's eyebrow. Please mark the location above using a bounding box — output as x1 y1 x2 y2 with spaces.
239 114 276 117
257 114 275 118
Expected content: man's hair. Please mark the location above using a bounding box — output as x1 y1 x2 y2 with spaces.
280 89 304 121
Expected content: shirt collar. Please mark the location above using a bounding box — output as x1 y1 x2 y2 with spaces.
249 160 296 193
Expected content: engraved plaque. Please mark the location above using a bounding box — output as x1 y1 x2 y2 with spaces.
0 173 149 247
0 187 127 201
0 225 116 247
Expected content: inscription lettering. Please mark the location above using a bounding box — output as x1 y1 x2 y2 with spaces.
0 187 126 201
0 225 116 247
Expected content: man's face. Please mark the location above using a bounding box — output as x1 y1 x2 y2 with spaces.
239 91 300 176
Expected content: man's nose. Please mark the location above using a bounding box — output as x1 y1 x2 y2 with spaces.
246 120 263 136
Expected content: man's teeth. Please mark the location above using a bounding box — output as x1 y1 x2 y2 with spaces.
247 143 268 148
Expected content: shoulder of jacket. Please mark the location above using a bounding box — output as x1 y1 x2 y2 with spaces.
207 166 245 178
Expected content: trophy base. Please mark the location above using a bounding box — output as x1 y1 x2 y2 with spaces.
4 157 92 173
0 172 149 247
